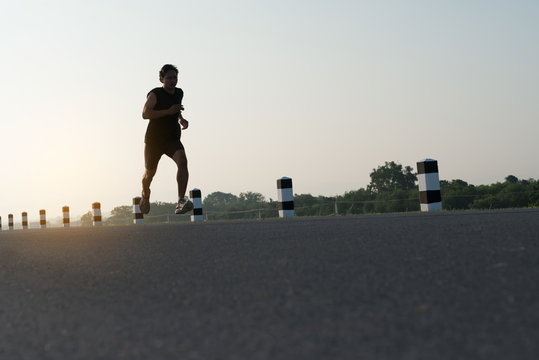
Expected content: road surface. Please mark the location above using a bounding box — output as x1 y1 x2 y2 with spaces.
1 209 538 359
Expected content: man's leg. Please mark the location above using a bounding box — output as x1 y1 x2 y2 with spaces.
141 143 160 214
139 167 156 214
172 149 189 202
142 168 157 198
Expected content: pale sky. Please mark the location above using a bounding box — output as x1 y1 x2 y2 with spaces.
1 0 538 222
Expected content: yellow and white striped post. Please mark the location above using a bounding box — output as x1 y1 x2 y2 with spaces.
39 210 46 229
22 212 28 230
63 206 70 227
92 202 102 226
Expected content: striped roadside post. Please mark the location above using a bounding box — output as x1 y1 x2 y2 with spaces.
22 212 28 229
92 202 102 226
133 197 144 224
277 177 294 218
417 158 442 211
8 214 14 230
40 210 46 229
190 188 203 222
0 216 2 231
63 206 70 227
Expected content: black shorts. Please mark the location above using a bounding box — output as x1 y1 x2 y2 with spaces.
144 140 185 170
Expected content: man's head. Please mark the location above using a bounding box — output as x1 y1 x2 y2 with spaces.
160 64 178 78
159 64 179 89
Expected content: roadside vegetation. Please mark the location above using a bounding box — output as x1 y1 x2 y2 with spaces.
87 161 538 225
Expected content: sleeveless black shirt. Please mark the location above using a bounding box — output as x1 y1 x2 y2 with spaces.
144 87 184 144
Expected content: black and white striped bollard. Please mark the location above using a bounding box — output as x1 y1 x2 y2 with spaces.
40 210 46 229
22 212 28 229
63 206 70 227
133 197 144 224
417 158 442 211
8 214 14 230
277 177 294 218
92 202 102 226
0 216 2 231
190 188 203 222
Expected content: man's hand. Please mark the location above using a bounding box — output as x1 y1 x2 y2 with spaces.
180 118 189 130
168 104 184 115
142 92 185 120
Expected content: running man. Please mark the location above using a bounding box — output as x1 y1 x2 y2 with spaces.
140 64 194 215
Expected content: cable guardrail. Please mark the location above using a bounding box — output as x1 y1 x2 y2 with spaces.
3 189 538 229
140 189 539 223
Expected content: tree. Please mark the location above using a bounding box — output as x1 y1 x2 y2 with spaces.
505 175 519 184
340 188 374 214
203 192 239 209
106 206 132 225
367 161 417 193
294 194 335 216
80 211 93 227
440 179 476 210
239 192 265 204
530 180 539 207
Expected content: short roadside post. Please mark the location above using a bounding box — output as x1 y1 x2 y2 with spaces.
133 197 144 224
22 212 28 229
417 159 442 211
63 206 70 227
277 177 294 218
40 210 46 229
92 202 102 226
190 189 203 222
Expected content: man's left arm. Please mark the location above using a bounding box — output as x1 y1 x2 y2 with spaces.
178 108 189 130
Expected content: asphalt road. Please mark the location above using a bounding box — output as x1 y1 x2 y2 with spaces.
1 209 538 359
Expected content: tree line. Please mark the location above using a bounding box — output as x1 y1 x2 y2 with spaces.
85 161 539 225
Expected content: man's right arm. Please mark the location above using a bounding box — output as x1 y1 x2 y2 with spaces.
142 92 182 120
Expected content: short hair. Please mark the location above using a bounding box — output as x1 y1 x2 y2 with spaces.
159 64 178 78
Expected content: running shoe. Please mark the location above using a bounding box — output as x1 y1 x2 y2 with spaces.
140 190 151 214
175 199 194 214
